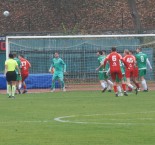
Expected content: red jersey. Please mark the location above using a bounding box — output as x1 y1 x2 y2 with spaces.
123 54 136 69
20 58 31 75
104 52 122 71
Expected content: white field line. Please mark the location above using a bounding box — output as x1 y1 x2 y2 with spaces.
54 111 155 125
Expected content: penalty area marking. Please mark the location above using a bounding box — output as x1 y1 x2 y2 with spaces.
54 111 155 126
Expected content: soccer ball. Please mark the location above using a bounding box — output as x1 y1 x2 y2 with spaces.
3 11 10 17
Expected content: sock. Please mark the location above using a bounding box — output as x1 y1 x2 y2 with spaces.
23 84 27 90
101 82 106 89
107 85 112 90
135 83 140 89
117 86 122 93
7 84 12 96
113 85 118 93
18 83 22 90
141 80 147 90
122 83 126 92
128 84 134 89
61 80 65 89
107 80 113 87
12 85 16 97
51 80 55 89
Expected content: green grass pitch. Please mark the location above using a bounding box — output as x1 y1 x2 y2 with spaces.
0 90 155 145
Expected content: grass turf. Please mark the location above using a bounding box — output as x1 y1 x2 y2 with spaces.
0 90 155 145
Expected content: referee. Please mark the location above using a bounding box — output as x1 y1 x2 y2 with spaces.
5 53 21 98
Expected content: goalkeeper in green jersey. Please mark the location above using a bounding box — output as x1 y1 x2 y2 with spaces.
135 48 152 92
49 52 66 92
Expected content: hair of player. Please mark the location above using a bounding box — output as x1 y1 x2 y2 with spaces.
102 50 106 54
136 47 142 51
19 54 25 58
9 53 14 58
111 47 116 52
124 49 129 54
97 50 103 55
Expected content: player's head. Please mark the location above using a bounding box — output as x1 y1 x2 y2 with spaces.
97 50 103 56
102 50 106 55
9 53 14 59
54 52 59 58
129 50 134 55
111 47 116 52
124 49 129 55
13 53 17 58
136 47 142 53
18 54 24 59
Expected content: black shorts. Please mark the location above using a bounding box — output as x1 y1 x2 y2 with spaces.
6 71 17 82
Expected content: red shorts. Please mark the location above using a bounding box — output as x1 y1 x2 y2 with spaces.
21 73 29 82
110 70 122 81
125 68 134 78
133 67 139 78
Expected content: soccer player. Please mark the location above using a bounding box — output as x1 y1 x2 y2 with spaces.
135 47 152 92
18 55 31 94
129 50 140 91
13 53 22 94
102 50 113 92
96 50 108 92
50 52 66 92
122 49 138 94
103 47 127 97
5 53 21 98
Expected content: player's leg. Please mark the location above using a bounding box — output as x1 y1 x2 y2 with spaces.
139 70 148 91
11 71 17 98
118 71 128 96
22 74 28 94
58 73 66 91
105 73 113 92
125 70 134 90
51 73 58 92
111 72 119 96
99 72 107 92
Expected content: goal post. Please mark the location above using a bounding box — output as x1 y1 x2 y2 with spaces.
6 34 155 91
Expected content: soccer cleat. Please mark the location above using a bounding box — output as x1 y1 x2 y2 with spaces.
12 96 16 99
8 96 12 98
115 93 118 97
62 88 66 92
17 89 21 94
124 92 128 96
135 88 138 95
143 89 148 92
51 88 55 92
22 90 27 94
102 87 107 93
107 89 112 92
118 92 123 96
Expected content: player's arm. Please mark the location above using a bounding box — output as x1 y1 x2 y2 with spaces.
62 60 67 73
146 58 152 70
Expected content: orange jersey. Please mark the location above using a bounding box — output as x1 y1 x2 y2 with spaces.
122 54 136 69
20 58 31 75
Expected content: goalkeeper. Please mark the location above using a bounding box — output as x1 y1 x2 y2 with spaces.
49 52 66 92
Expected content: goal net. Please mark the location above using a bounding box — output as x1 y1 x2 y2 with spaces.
6 34 155 91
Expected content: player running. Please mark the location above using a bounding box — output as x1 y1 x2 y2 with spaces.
18 55 31 94
135 48 152 92
122 49 138 94
50 52 66 92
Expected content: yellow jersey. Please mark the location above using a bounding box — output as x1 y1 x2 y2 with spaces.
5 59 18 71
